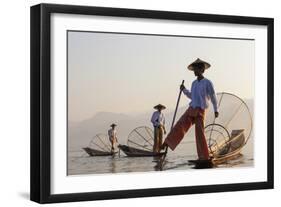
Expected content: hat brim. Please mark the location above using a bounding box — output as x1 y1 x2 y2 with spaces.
187 61 211 71
110 124 117 127
154 105 166 110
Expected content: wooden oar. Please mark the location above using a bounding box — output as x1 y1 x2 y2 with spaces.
157 80 185 170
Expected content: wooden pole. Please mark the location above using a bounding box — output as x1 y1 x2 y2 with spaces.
158 80 185 170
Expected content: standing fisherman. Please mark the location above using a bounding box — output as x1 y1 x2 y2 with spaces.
162 58 219 165
151 104 167 153
108 123 118 153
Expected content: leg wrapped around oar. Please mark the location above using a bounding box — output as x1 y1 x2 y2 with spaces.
164 108 194 151
163 107 210 160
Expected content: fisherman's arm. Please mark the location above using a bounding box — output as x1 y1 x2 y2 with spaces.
180 84 191 99
211 94 219 117
208 81 219 118
151 112 157 125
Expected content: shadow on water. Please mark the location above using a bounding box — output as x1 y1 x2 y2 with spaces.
155 154 251 171
161 161 192 170
68 142 253 175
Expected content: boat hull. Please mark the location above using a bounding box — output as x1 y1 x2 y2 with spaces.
83 147 116 156
118 145 165 157
211 130 245 164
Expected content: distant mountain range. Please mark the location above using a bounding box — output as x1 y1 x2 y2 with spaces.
68 98 253 151
68 111 164 150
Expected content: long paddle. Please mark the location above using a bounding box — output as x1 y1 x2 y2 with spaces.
157 80 185 170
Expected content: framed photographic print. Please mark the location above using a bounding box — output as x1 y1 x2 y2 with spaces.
30 3 274 203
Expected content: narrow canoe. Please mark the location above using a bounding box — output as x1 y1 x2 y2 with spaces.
83 147 117 156
118 144 165 157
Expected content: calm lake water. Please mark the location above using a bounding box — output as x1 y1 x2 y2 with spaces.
68 139 254 175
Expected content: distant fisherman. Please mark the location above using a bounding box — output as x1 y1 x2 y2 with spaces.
151 104 166 153
108 123 118 153
162 58 219 165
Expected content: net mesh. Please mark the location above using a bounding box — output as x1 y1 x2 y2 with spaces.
205 92 253 155
127 126 154 151
88 134 112 152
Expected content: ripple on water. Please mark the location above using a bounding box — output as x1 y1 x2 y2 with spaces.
67 145 254 175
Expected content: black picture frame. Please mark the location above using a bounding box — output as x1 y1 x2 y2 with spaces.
30 3 274 204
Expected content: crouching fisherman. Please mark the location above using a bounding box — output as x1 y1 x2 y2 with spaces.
108 123 118 153
151 104 167 153
162 58 219 167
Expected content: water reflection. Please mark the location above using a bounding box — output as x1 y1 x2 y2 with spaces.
68 142 253 175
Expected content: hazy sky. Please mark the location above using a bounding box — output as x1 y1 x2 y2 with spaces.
68 31 254 122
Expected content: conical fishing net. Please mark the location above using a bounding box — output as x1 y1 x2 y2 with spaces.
88 134 112 152
127 126 154 152
205 92 253 157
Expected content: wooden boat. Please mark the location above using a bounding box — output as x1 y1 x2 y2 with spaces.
83 147 117 157
118 126 166 157
203 92 253 165
83 133 117 157
118 144 165 157
211 129 246 164
186 129 245 168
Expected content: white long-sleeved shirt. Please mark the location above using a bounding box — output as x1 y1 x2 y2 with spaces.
108 128 117 142
151 111 165 127
183 78 218 112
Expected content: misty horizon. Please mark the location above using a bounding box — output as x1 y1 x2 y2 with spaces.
68 31 254 121
69 97 254 123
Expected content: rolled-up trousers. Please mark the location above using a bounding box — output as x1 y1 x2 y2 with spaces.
153 126 164 153
110 137 117 152
164 106 210 160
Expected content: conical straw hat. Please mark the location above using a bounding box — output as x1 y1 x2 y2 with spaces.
187 58 211 71
153 104 166 110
